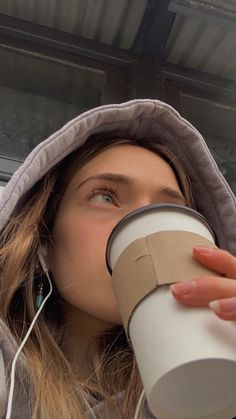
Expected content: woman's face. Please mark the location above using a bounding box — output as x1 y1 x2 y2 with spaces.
49 144 186 325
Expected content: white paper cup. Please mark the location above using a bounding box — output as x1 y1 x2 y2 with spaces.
106 204 236 419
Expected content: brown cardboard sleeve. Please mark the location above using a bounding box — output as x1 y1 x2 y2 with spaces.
112 230 219 342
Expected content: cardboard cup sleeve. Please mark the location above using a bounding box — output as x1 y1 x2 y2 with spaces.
112 230 218 341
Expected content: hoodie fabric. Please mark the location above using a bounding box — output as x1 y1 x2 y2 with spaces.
0 99 236 418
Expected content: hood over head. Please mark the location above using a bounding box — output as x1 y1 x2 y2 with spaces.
0 99 235 254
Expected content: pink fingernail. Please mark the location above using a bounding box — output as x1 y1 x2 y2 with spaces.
193 246 215 255
209 300 220 312
170 281 197 295
209 298 236 313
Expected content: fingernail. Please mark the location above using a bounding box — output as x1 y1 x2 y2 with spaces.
193 246 215 255
209 298 236 313
170 281 197 295
209 300 220 312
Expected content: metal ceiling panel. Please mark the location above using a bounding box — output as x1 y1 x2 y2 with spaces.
165 14 236 81
169 0 236 30
0 0 148 49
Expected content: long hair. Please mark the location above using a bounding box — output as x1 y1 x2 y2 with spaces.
0 135 195 418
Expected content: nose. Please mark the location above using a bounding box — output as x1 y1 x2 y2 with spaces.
115 202 153 228
127 197 157 215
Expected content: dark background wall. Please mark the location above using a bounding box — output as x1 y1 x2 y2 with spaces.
0 0 236 193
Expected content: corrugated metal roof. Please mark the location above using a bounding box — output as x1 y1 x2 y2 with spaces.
165 14 236 81
0 0 148 49
0 0 236 81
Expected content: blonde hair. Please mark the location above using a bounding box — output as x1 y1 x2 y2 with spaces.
0 135 194 418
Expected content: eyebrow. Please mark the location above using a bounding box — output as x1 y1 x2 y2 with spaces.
77 173 186 204
77 173 130 189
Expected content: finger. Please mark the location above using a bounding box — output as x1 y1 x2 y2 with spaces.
170 276 236 306
193 246 236 279
209 297 236 321
213 310 236 321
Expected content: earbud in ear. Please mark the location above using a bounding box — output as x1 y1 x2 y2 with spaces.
38 244 49 274
41 245 48 257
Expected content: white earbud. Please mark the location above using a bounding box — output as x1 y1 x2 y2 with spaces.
38 245 48 273
41 245 48 257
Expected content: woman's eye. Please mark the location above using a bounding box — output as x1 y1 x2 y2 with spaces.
93 193 114 204
88 189 119 206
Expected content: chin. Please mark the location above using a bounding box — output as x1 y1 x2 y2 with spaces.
97 282 123 325
96 306 123 326
109 311 123 325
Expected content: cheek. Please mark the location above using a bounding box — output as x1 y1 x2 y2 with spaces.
67 220 111 260
79 221 111 250
50 215 122 323
51 215 113 283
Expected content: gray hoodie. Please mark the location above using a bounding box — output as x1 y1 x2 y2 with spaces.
0 99 236 418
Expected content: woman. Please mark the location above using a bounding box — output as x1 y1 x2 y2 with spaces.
0 99 236 419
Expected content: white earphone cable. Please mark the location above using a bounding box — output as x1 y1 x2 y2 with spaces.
133 388 145 419
5 251 145 419
5 252 52 419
